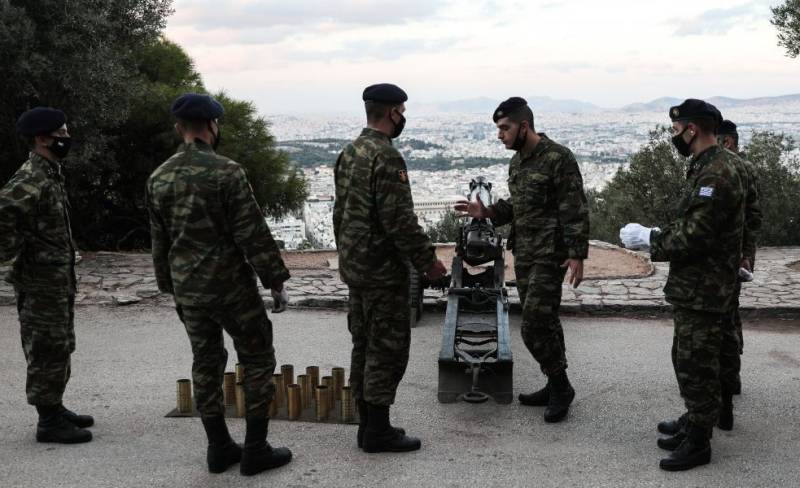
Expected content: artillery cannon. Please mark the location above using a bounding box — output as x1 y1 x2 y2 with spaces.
437 177 513 404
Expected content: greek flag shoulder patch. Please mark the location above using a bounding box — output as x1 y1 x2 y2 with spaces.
698 186 714 198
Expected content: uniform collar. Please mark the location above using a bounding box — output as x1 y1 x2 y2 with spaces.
688 144 720 176
178 139 216 154
518 133 551 161
361 127 393 145
29 151 63 178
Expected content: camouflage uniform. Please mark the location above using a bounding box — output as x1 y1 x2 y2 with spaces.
147 141 289 417
650 145 745 429
725 153 762 392
491 134 590 376
333 128 436 406
0 152 77 406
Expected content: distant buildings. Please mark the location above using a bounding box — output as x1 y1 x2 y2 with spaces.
266 216 305 250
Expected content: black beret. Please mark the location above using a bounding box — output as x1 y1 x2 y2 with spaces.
362 83 408 104
16 107 67 136
171 93 224 120
493 97 528 122
718 119 738 136
669 99 722 126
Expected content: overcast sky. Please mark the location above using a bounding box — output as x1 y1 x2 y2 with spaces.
165 0 798 114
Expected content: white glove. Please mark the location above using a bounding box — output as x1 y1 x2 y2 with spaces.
619 223 654 250
271 287 288 313
738 267 754 282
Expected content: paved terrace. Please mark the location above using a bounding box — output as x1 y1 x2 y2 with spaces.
2 243 799 317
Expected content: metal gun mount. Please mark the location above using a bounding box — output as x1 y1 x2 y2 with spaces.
437 177 513 404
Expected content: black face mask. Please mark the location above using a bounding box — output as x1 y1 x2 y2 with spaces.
390 111 406 139
671 127 694 157
511 125 527 151
208 121 222 150
49 136 72 159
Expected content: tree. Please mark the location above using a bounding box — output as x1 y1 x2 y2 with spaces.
771 0 800 58
427 210 463 243
588 127 800 247
743 132 800 245
1 3 308 250
588 127 687 243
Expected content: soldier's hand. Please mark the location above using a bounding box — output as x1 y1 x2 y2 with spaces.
454 194 491 219
271 285 288 313
740 257 752 272
561 259 584 288
424 259 447 281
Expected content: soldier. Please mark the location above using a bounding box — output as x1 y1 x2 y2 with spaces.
717 119 762 395
0 107 93 444
333 83 447 453
620 99 745 471
147 93 291 476
455 97 590 423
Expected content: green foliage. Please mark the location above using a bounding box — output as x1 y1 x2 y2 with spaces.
743 132 800 245
771 0 800 58
588 127 687 243
589 127 800 247
0 3 307 250
427 210 463 243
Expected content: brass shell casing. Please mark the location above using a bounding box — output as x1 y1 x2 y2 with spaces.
321 376 335 411
306 366 320 390
297 374 311 409
223 372 236 407
340 386 354 422
235 363 245 383
332 367 345 402
287 384 302 420
315 385 330 421
280 364 294 390
177 379 192 413
272 373 285 408
235 382 246 417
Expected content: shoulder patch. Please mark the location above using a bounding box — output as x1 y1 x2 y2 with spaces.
698 186 714 198
397 169 408 183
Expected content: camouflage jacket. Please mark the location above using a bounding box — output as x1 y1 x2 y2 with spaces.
491 134 590 267
333 128 436 288
734 152 762 265
650 145 745 313
0 152 76 294
146 141 289 306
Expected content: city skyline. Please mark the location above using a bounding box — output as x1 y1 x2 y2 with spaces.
165 0 797 114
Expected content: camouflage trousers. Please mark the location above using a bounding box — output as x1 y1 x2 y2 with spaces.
347 285 411 406
671 307 740 429
722 281 744 393
516 261 569 376
176 288 276 418
15 290 75 406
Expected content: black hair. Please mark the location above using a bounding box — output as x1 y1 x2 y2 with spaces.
365 101 394 124
507 105 534 130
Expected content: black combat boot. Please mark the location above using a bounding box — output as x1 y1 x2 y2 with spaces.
35 405 92 444
200 416 241 473
356 399 406 449
659 424 711 471
657 413 687 435
543 372 575 423
657 431 686 451
362 403 421 453
518 380 550 407
240 415 292 476
717 391 734 431
58 404 94 428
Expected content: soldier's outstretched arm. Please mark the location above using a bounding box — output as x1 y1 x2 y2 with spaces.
145 185 174 294
224 165 290 289
554 152 590 259
650 172 730 262
374 153 437 273
332 152 344 246
742 164 763 265
489 197 513 226
0 172 39 262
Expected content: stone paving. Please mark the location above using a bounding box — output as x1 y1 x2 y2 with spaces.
2 246 800 317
